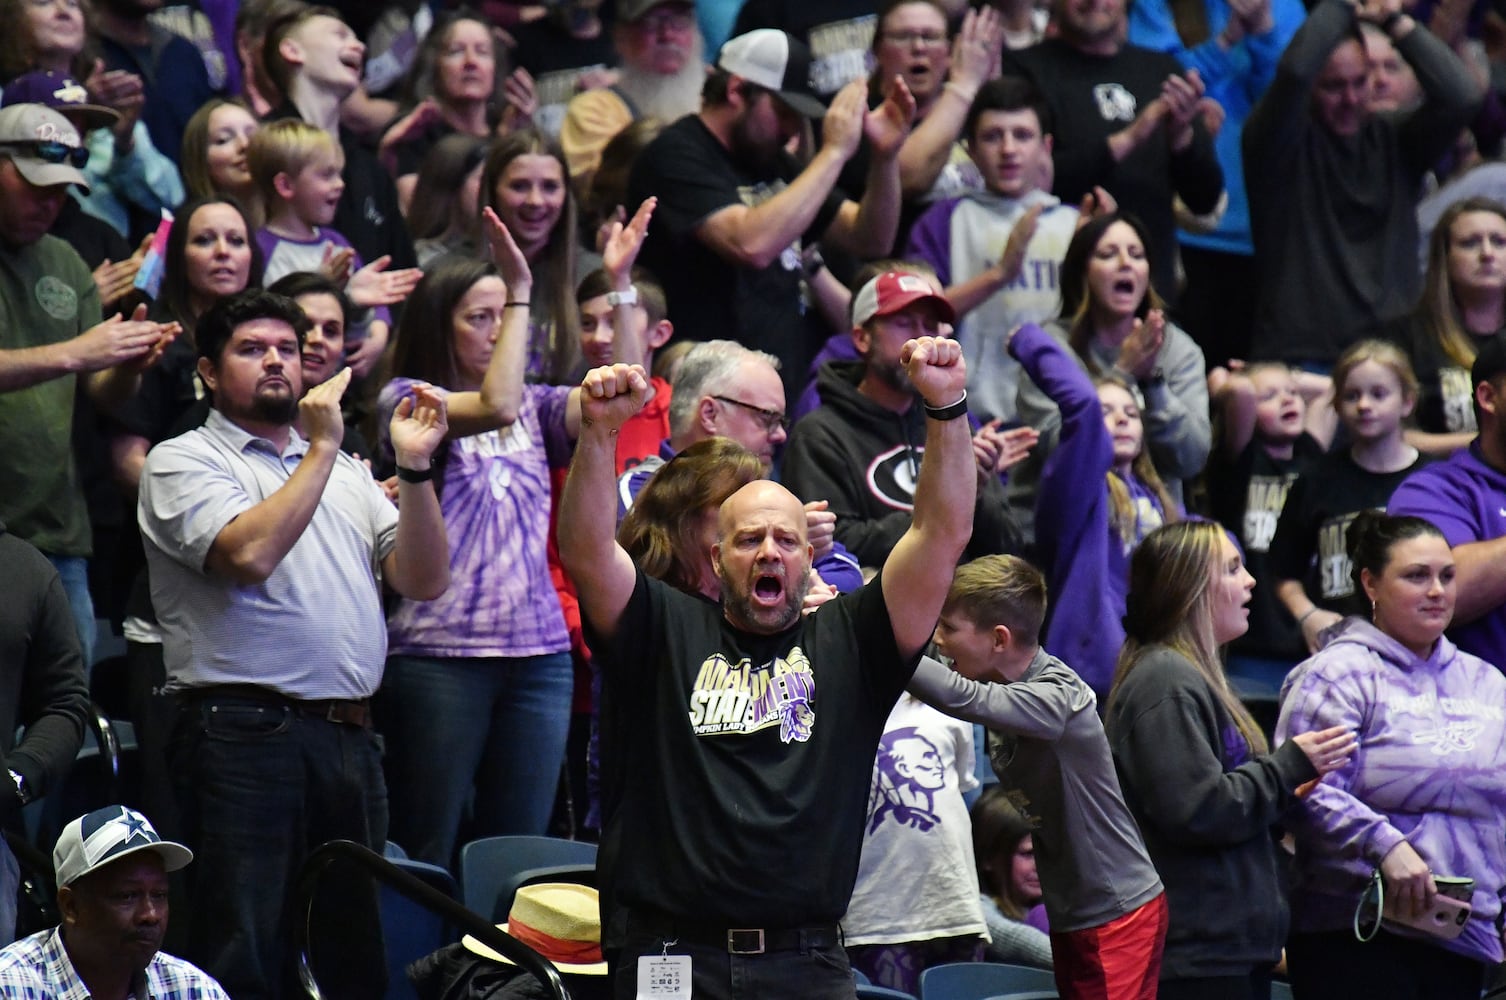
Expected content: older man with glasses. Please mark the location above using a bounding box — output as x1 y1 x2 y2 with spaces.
618 338 864 592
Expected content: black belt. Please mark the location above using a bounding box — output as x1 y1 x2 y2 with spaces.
179 684 374 729
632 909 842 955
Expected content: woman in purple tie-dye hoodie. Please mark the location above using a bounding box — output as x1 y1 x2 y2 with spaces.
1277 511 1506 1000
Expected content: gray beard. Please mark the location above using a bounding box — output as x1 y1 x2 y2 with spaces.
615 39 706 123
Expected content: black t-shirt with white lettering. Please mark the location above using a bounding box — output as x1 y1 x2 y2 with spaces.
1208 434 1324 659
1385 312 1496 437
590 569 912 926
732 0 877 99
1267 449 1430 618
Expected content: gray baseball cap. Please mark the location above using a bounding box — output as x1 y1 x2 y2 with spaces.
0 103 90 192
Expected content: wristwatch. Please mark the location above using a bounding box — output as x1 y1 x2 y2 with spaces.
605 286 639 307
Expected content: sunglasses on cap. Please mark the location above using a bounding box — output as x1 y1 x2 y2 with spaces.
1 140 88 169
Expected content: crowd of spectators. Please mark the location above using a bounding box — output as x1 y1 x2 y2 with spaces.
4 0 1506 996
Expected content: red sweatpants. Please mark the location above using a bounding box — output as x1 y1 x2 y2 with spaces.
1051 892 1169 1000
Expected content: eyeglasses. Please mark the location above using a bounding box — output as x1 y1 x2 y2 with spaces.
635 8 695 32
880 30 948 47
1 140 88 169
712 395 788 433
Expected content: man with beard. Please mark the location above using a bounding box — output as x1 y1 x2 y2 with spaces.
137 288 449 999
783 270 1026 569
560 0 706 187
0 806 227 999
559 332 975 1000
0 103 177 663
628 28 915 403
93 0 224 165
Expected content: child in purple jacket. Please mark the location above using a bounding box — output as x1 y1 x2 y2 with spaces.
1009 322 1183 697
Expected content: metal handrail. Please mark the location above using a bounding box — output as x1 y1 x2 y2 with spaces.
292 839 572 1000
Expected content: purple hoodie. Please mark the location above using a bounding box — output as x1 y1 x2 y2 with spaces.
1012 323 1176 697
1276 618 1506 964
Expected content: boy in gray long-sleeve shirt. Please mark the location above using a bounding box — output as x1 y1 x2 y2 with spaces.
910 554 1165 1000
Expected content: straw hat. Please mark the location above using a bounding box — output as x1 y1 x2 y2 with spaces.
461 882 607 976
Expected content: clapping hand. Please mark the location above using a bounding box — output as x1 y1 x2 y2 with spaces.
389 380 450 468
346 255 424 308
865 75 918 160
1160 70 1206 151
602 197 656 284
300 366 351 447
483 206 533 296
1116 309 1165 379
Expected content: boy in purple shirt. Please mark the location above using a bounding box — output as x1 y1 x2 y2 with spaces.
1388 333 1506 670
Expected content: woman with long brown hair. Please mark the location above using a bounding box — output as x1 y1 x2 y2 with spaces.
1394 196 1506 455
1012 212 1209 547
1105 520 1355 1000
480 127 595 385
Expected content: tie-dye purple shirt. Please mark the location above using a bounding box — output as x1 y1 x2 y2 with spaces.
380 378 575 657
1277 618 1506 964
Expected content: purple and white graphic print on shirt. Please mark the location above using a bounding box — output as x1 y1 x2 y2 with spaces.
869 726 946 833
379 378 574 658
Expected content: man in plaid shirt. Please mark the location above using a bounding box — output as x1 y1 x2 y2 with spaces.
0 806 227 1000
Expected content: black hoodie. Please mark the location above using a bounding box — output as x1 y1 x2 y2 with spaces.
0 522 89 815
783 361 1023 568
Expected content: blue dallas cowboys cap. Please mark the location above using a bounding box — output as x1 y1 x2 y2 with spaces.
53 805 193 887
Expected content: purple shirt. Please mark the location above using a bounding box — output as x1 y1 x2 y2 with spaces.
379 378 575 658
1388 443 1506 670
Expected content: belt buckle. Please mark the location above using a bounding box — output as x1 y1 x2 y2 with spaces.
727 928 765 954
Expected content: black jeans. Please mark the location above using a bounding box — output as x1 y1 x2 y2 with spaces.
170 694 389 1000
1287 929 1487 1000
615 921 856 1000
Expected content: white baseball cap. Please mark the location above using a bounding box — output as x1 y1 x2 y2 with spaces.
717 29 826 119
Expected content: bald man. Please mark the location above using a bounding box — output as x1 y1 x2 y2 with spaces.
559 338 975 1000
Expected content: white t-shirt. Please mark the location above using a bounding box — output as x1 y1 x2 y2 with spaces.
843 694 987 945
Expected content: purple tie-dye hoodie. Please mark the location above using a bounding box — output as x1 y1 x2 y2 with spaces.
1277 617 1506 964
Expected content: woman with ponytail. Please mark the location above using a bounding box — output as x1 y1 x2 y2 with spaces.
1105 521 1356 1000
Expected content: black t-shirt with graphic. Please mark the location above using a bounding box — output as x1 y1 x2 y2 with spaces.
590 569 912 926
627 115 845 402
1208 433 1325 659
1385 312 1498 437
732 0 876 99
1267 449 1430 618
